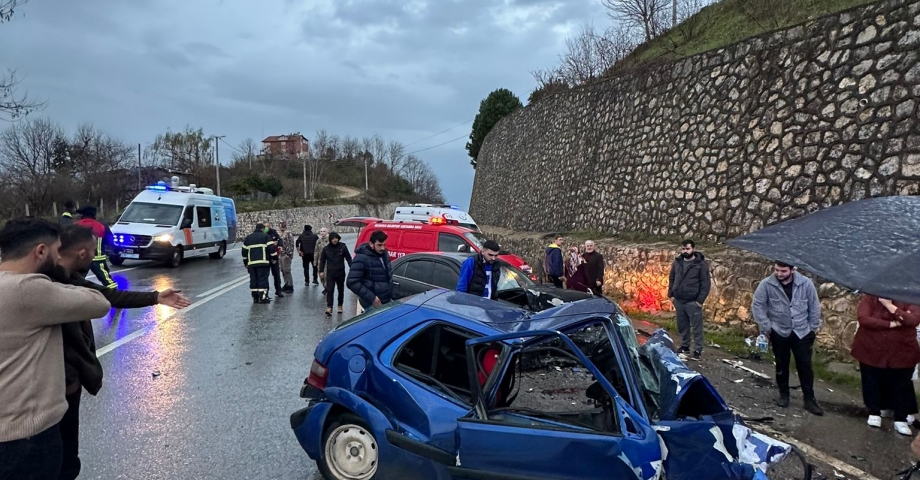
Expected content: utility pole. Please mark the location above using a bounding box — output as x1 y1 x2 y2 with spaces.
211 135 225 196
364 151 369 195
302 153 307 200
137 143 142 192
672 0 677 28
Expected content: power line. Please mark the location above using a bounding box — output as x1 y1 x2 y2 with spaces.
404 134 468 156
402 119 473 148
219 137 245 156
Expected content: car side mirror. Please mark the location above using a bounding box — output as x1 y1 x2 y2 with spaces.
457 245 470 253
181 219 192 229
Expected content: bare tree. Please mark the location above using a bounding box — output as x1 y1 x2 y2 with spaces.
231 137 258 170
341 135 360 161
66 123 133 201
385 140 406 176
1 1 45 120
306 130 332 199
602 0 668 42
0 117 64 212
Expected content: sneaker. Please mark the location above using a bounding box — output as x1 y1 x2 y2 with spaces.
776 393 790 408
313 280 320 285
678 347 690 354
895 421 912 436
337 305 343 314
325 308 332 317
305 281 309 286
804 398 824 416
275 292 285 298
692 350 702 359
867 415 882 428
908 414 916 424
881 409 894 418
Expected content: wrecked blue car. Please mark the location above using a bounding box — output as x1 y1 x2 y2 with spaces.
290 290 794 480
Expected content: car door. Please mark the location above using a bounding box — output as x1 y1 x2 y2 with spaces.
429 260 460 290
392 259 434 298
446 330 663 480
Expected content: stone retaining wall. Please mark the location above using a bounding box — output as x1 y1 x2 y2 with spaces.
236 202 401 241
470 0 920 240
485 227 858 357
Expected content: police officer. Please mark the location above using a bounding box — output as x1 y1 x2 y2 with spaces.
75 205 117 290
60 200 76 226
243 223 276 304
264 220 284 298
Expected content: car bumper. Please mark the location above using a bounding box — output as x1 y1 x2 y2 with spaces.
290 400 332 460
110 243 175 261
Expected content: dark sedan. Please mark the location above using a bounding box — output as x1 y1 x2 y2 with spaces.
391 252 593 311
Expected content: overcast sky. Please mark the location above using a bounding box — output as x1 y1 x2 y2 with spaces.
1 0 606 209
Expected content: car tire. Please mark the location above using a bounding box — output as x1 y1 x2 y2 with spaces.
108 255 124 266
209 241 226 259
318 413 378 480
167 246 183 268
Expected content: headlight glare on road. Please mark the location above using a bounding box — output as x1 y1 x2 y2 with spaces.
155 234 172 243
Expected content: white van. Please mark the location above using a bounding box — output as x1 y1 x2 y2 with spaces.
109 178 237 268
392 204 480 232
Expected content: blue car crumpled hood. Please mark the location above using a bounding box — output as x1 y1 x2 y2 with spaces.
639 330 793 480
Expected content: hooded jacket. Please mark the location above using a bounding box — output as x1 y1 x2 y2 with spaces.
544 243 563 277
667 252 711 303
347 243 394 308
319 239 352 277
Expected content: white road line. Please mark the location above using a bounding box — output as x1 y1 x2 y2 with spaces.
96 275 249 357
750 423 880 480
197 282 236 298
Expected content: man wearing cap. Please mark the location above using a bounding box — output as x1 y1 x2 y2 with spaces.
74 205 117 290
457 240 503 300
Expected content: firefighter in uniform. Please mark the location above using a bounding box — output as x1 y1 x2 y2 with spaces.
75 205 117 289
243 223 276 304
60 200 76 226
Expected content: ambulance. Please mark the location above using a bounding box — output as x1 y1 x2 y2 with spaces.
108 177 237 268
392 204 480 232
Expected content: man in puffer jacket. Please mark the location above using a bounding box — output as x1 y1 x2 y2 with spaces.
667 239 712 359
346 230 393 310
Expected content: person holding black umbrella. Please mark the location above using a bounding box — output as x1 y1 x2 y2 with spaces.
851 295 920 436
752 261 824 416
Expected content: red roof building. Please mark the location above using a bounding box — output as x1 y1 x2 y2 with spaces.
261 133 309 157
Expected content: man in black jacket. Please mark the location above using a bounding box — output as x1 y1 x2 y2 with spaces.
296 225 320 286
52 225 190 480
243 224 276 304
347 230 393 310
264 220 284 298
318 232 352 315
60 200 76 226
667 239 712 359
582 240 605 296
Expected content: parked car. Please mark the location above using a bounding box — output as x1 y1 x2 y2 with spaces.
334 217 538 281
391 252 592 311
290 291 795 480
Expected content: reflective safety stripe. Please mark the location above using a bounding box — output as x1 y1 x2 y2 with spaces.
247 260 269 266
243 243 270 264
95 237 104 257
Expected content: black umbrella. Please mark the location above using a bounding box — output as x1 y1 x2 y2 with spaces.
726 195 920 305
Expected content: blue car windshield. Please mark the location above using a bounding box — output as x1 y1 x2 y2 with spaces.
332 300 403 332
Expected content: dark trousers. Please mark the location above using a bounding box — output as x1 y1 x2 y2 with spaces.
89 260 116 289
771 330 816 399
248 265 270 296
548 275 562 288
674 300 705 353
860 363 917 421
59 390 81 480
303 254 317 283
269 260 282 292
326 272 346 308
0 423 62 480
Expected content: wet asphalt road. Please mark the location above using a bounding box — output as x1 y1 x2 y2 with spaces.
78 234 361 480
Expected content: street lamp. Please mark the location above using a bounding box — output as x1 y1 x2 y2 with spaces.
210 135 225 196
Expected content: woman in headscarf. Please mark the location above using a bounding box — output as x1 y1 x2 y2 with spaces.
564 245 589 292
851 295 920 436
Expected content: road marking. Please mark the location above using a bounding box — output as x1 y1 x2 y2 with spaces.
750 423 880 480
96 275 249 357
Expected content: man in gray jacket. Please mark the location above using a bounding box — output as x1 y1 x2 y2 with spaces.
752 260 824 416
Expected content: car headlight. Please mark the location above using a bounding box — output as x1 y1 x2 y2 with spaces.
155 234 172 243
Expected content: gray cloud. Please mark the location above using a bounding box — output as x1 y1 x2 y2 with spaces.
0 0 605 208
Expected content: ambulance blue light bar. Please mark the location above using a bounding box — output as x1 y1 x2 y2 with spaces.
146 181 169 192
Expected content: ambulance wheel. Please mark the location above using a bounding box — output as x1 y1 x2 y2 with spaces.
209 241 226 259
167 246 183 268
109 255 124 266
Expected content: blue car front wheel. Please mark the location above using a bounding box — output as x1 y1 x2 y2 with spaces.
320 413 378 480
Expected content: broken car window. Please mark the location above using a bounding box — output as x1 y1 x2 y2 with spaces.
394 323 477 404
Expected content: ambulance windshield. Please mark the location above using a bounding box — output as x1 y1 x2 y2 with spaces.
119 202 184 225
